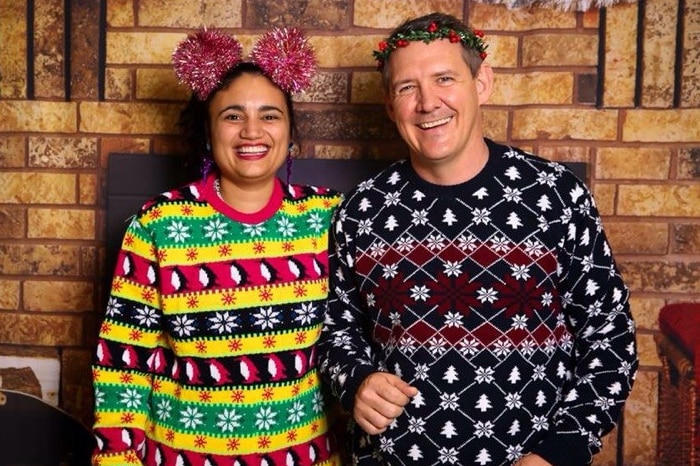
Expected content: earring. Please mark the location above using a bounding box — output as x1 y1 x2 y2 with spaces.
286 142 295 185
206 142 211 152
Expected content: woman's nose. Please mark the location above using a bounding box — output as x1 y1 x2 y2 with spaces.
240 118 262 138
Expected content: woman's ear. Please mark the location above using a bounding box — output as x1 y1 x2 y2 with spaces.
475 62 494 106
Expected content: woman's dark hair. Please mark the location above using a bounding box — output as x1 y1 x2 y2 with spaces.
177 62 298 180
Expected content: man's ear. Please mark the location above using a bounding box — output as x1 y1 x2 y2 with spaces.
475 62 494 105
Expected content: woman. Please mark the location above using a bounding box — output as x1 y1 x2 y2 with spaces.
91 28 343 466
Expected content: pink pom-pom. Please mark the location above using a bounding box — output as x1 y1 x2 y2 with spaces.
172 29 243 100
250 27 317 94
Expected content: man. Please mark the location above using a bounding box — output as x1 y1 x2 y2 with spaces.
318 11 638 466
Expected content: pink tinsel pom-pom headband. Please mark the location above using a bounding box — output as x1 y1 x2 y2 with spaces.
172 27 317 101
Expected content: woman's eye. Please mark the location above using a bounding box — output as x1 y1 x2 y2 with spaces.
224 114 241 121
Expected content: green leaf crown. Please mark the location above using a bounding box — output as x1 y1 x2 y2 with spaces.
373 21 488 70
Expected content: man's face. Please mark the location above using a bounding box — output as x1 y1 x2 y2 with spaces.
384 40 492 175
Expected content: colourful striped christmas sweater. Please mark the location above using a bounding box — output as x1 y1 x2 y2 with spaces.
92 173 343 466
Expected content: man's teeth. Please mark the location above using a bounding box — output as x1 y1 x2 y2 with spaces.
419 116 452 129
238 145 267 154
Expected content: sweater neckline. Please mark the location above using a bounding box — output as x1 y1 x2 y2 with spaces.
402 138 501 196
203 172 284 224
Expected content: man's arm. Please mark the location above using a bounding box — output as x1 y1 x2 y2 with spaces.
531 177 638 466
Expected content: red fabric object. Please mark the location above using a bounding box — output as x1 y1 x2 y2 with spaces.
658 302 700 457
659 302 700 359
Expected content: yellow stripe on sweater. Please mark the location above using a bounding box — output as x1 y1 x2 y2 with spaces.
157 234 329 266
96 321 320 357
146 414 331 455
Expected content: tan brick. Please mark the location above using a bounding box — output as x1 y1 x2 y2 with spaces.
314 144 363 160
0 313 83 346
79 102 182 135
69 1 101 100
353 0 462 28
138 0 242 27
0 207 25 239
592 184 616 216
0 244 81 276
105 68 133 101
536 145 591 164
482 108 509 144
596 147 671 179
24 280 94 312
81 246 99 278
107 0 134 27
136 68 186 101
490 72 573 106
470 3 577 30
247 0 349 29
296 72 348 104
680 1 700 106
605 221 669 255
351 71 383 104
100 138 151 167
106 32 183 65
0 101 77 133
522 34 598 67
624 109 700 142
623 370 658 466
618 184 700 217
0 0 27 98
604 3 638 107
512 109 618 141
678 147 700 180
79 174 98 206
0 173 76 204
484 36 519 69
29 137 98 169
641 0 679 107
620 261 700 294
0 279 20 310
34 0 65 99
638 332 660 368
582 9 600 28
28 209 95 240
595 427 618 466
313 35 384 68
674 224 700 254
0 136 26 168
628 296 666 330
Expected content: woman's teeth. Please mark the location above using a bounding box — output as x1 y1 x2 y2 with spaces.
238 145 267 155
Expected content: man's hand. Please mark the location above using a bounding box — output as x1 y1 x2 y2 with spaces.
513 453 553 466
353 372 418 435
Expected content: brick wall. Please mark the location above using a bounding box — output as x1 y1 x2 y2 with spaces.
0 1 698 465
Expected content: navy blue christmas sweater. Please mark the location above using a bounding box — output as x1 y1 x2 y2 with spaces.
318 139 638 466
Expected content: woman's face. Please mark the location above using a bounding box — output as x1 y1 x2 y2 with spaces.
208 72 291 189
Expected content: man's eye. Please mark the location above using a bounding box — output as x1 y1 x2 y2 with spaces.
396 85 416 95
